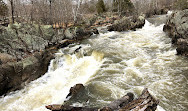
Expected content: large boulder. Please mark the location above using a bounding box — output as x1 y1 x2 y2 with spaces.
64 27 98 40
66 84 85 99
0 23 61 59
163 9 188 56
0 49 55 95
107 15 145 32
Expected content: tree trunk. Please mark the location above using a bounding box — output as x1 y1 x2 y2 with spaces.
10 0 14 23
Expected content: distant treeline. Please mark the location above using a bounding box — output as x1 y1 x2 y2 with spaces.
0 0 187 25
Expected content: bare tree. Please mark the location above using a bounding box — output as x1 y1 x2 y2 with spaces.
72 0 83 24
9 0 14 23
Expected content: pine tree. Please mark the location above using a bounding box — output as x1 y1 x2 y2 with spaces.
174 0 188 10
0 0 8 17
113 0 134 14
96 0 106 14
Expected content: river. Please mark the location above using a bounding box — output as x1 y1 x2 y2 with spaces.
0 19 188 111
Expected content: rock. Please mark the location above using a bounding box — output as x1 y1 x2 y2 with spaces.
0 53 16 64
107 15 145 32
64 27 75 39
163 9 188 57
0 49 55 95
0 23 54 59
66 84 85 99
90 28 99 34
64 27 95 40
147 14 170 26
0 23 97 96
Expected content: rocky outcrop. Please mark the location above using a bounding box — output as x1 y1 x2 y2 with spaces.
0 23 60 59
0 39 85 96
64 27 98 40
163 9 188 57
0 49 54 95
0 23 98 60
107 15 145 32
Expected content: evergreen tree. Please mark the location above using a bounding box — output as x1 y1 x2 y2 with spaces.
0 0 8 17
96 0 106 14
174 0 188 10
113 0 134 14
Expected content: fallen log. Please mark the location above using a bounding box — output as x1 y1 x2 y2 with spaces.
46 85 159 111
119 88 159 111
105 92 134 110
46 105 97 111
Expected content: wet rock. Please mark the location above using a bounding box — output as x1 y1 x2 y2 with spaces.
0 50 55 95
90 28 99 34
66 84 85 99
163 9 188 57
107 15 145 32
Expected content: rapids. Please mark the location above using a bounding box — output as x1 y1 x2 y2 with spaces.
0 20 188 111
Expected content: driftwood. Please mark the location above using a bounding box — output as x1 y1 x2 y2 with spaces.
119 88 159 111
106 93 134 110
46 84 159 111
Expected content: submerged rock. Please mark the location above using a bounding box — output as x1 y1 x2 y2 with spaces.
107 15 145 32
163 9 188 57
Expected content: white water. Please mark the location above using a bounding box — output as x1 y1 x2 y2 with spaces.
0 50 104 111
0 20 188 111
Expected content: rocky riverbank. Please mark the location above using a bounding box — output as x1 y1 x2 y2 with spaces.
0 23 97 96
163 9 188 57
0 13 146 96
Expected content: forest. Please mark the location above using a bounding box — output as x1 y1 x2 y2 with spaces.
0 0 187 27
